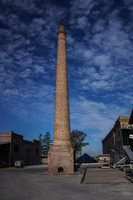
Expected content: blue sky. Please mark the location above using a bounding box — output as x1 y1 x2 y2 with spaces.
0 0 133 156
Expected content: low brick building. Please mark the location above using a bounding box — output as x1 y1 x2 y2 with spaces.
102 110 133 159
0 131 40 167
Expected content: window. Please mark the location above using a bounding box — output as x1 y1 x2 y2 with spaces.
118 131 120 136
26 148 31 153
14 145 19 152
36 148 39 154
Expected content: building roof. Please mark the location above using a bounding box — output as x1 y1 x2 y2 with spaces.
0 142 10 145
76 153 96 163
102 115 130 143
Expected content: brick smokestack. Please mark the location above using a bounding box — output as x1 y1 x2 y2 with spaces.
48 24 74 174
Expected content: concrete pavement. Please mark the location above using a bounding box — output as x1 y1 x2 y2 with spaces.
83 168 129 184
0 166 133 200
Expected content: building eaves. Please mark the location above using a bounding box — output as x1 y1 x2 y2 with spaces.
0 142 10 145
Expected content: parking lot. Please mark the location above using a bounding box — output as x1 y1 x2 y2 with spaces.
0 166 133 200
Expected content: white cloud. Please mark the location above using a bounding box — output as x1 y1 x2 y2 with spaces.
0 0 133 157
66 34 75 46
92 19 106 33
69 0 94 28
5 89 19 95
70 0 94 14
94 54 111 68
34 65 46 75
91 80 110 90
77 16 88 29
68 2 133 94
83 49 93 59
123 0 133 11
1 0 42 14
70 96 128 140
0 76 55 123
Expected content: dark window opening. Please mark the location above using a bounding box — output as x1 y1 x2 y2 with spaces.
118 131 120 136
36 148 39 154
58 167 63 173
14 145 19 152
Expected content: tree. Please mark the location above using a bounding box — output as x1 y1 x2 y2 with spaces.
70 130 89 158
41 132 53 156
39 132 53 156
39 133 43 156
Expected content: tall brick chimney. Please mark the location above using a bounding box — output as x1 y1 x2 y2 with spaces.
48 24 74 174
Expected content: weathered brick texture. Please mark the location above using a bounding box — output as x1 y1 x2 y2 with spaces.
48 25 74 174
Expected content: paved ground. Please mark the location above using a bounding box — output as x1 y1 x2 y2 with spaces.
83 168 129 184
0 165 133 200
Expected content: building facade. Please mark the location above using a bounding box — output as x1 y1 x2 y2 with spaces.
0 131 40 167
102 110 133 159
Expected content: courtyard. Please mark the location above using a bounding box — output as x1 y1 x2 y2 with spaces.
0 165 133 200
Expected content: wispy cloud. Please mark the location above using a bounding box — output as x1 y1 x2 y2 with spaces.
0 0 66 125
67 0 133 96
0 0 133 155
70 95 128 140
